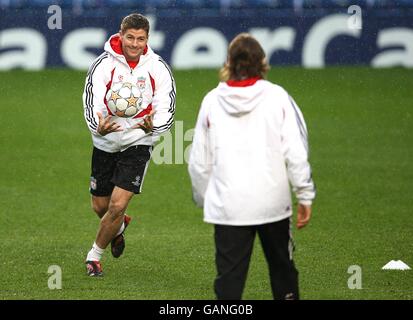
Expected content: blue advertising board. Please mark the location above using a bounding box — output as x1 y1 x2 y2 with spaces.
0 8 412 69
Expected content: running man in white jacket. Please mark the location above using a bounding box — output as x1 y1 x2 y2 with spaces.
82 13 175 276
188 33 315 299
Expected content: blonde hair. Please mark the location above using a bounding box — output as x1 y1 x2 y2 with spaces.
220 33 269 82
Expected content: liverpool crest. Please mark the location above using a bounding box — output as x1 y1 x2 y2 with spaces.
137 77 146 90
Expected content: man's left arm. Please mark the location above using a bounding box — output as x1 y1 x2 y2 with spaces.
280 93 316 206
151 59 176 135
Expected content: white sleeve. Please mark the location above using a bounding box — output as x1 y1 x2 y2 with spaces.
82 54 109 135
281 93 316 205
151 58 176 135
188 97 213 208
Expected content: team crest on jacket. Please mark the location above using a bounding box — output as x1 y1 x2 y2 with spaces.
137 77 146 90
118 75 124 81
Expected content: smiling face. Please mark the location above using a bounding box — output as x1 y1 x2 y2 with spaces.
120 28 148 62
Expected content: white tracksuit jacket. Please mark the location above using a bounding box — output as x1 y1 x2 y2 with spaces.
188 78 316 226
82 34 176 152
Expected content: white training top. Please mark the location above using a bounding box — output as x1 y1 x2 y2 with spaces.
82 33 176 153
188 78 316 226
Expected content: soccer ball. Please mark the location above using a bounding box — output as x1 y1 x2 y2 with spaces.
106 82 142 118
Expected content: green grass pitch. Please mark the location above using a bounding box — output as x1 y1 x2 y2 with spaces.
0 67 412 299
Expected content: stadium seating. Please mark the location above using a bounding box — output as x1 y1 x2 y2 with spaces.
1 0 412 10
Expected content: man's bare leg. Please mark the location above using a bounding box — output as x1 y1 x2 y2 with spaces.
96 187 133 249
91 195 110 219
86 187 133 263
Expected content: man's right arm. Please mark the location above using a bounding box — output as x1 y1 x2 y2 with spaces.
188 96 213 208
82 54 110 135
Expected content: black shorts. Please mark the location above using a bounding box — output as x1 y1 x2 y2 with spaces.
89 145 152 196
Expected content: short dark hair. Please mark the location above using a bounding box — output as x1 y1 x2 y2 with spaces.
120 13 150 35
220 33 269 81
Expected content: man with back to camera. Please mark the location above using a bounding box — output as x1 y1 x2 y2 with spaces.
188 33 315 299
82 13 176 277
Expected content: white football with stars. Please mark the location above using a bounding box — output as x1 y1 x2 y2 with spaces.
106 82 142 118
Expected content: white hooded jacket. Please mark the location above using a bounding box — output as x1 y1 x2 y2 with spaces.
82 34 176 152
188 78 315 226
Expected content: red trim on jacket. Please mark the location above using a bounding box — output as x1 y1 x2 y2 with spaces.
133 104 153 119
226 77 261 87
148 72 155 96
104 68 116 116
110 36 123 55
